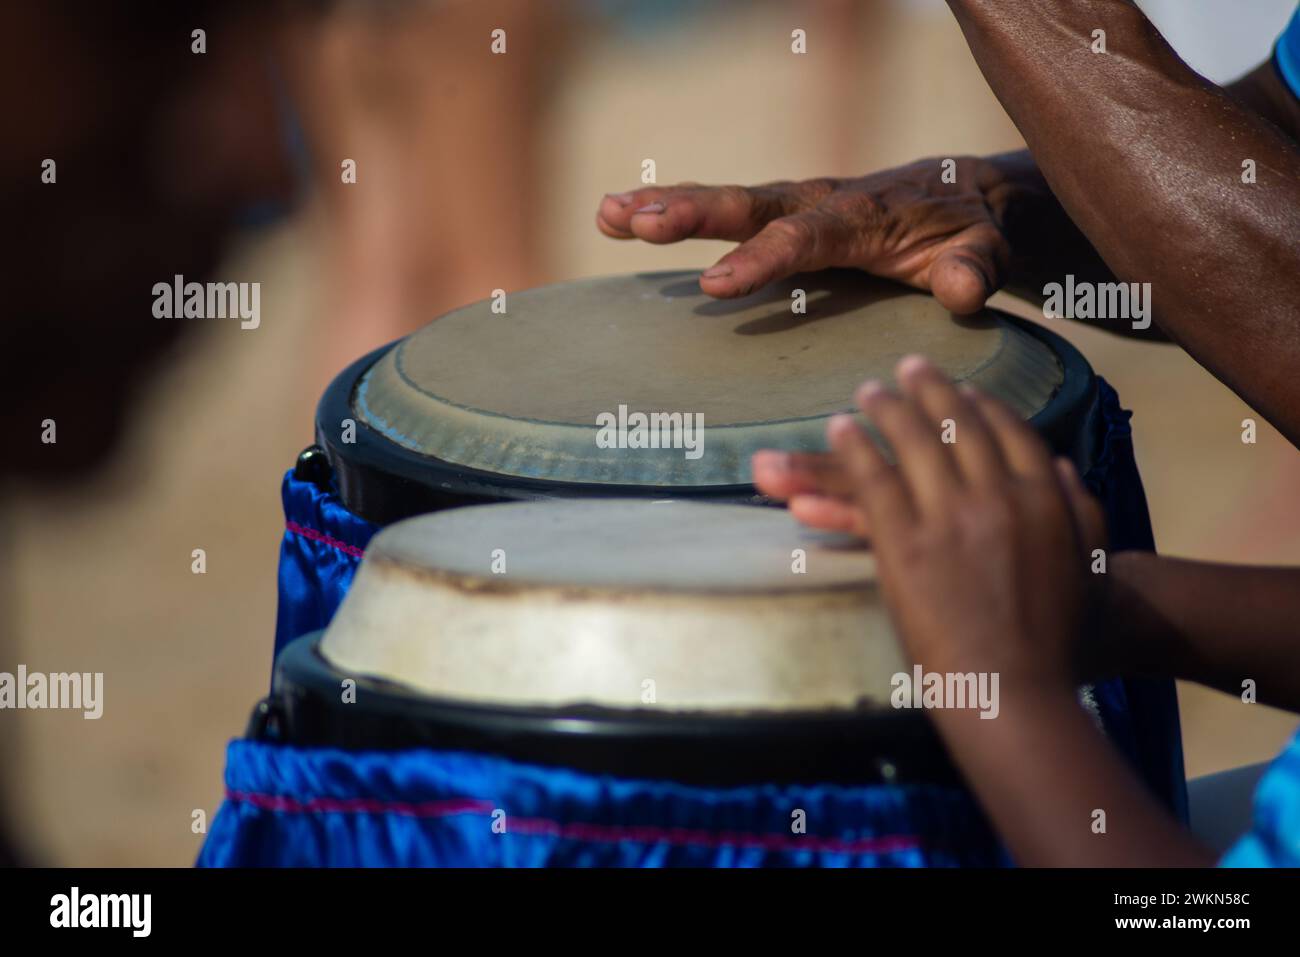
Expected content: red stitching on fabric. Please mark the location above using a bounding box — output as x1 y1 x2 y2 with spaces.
225 788 923 855
229 790 492 818
285 521 366 558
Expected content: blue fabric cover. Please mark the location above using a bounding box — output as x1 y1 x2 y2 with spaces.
1082 382 1188 823
198 741 1008 867
1220 731 1300 867
205 377 1186 867
1276 4 1300 100
273 473 378 671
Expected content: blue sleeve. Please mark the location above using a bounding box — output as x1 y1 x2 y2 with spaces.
1219 730 1300 867
1277 5 1300 99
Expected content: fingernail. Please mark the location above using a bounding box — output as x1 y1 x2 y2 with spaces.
605 192 635 207
828 413 858 437
752 450 787 470
633 201 667 215
855 380 886 403
701 264 733 279
897 354 930 377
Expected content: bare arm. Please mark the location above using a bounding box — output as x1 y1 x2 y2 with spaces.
947 0 1300 446
980 148 1166 339
1226 60 1300 140
807 357 1213 866
938 688 1213 866
1096 553 1300 710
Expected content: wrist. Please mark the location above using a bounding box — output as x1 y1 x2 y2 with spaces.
1094 552 1152 677
977 151 1105 294
926 675 1087 758
1076 563 1125 681
914 657 1079 727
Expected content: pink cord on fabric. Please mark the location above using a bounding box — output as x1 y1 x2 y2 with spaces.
229 790 492 817
285 521 366 559
226 788 924 855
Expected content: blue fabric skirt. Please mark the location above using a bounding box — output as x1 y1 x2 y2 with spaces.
200 741 1009 867
200 378 1186 867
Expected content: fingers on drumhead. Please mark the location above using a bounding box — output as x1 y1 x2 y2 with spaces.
702 210 845 298
601 184 773 245
827 412 916 527
596 186 671 235
788 494 871 539
929 253 994 316
853 376 962 510
751 450 799 499
962 387 1054 478
896 355 1007 483
751 450 854 500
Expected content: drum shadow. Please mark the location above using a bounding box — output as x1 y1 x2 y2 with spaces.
655 269 926 336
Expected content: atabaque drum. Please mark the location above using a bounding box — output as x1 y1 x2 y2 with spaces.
265 271 1186 848
206 499 1007 867
278 271 1097 652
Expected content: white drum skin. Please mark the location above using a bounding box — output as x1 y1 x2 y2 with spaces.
320 500 906 713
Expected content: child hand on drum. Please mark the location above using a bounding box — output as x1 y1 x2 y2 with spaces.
752 354 1300 868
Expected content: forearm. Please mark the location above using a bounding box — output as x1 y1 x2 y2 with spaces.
1226 61 1300 142
934 687 1212 866
1096 552 1300 710
948 0 1300 446
980 150 1168 340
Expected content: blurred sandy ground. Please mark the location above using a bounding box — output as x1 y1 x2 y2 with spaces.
3 0 1297 865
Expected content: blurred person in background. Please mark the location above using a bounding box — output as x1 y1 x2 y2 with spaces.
1 2 297 864
1 0 578 867
283 0 571 387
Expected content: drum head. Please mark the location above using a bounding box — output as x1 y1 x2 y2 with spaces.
319 499 902 713
320 271 1093 522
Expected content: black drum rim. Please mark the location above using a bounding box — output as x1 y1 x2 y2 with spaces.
264 633 966 788
315 312 1096 525
317 342 759 525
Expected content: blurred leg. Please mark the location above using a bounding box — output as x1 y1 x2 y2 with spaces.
284 0 569 390
805 0 898 173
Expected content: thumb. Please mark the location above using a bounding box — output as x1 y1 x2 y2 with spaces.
928 224 1008 315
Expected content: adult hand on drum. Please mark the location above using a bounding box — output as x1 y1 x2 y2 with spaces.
596 155 1091 316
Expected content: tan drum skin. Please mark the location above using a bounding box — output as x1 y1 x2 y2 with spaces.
319 499 907 713
351 271 1064 486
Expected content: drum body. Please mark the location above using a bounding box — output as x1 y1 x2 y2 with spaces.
207 272 1185 868
211 500 1010 867
277 271 1100 659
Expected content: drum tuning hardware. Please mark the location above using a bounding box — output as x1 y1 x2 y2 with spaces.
244 696 286 742
294 444 333 489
